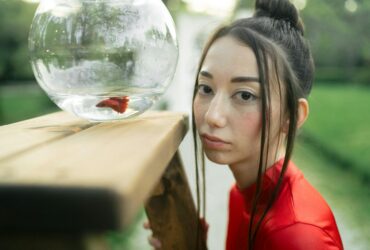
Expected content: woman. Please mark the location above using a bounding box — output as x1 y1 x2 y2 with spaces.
146 0 343 249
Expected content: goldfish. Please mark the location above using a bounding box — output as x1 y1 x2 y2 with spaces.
96 96 129 113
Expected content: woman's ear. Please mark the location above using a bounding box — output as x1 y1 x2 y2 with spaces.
297 98 309 129
282 98 309 133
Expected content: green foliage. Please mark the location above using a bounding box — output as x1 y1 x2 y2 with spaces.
0 83 57 125
106 209 150 250
301 0 370 84
294 141 370 249
234 0 370 84
235 0 254 10
314 66 370 85
303 83 370 176
0 1 37 81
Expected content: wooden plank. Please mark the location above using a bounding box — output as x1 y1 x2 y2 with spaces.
0 184 121 232
0 112 94 161
145 152 208 250
0 111 188 229
0 232 110 250
0 233 85 250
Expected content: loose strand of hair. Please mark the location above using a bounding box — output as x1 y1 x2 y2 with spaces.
247 44 270 250
192 38 213 247
250 48 273 248
201 147 206 219
251 60 298 243
191 116 201 249
275 55 285 162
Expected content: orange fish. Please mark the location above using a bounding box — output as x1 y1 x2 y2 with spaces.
96 96 129 113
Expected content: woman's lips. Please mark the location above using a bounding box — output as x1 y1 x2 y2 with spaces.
201 134 230 149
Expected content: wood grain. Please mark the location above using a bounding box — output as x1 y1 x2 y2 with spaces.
0 111 93 161
145 153 208 250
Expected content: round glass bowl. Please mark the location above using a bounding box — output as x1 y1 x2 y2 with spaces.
29 0 178 121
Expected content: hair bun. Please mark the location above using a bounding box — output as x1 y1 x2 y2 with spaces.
254 0 304 34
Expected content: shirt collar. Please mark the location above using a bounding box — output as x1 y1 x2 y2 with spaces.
235 158 296 213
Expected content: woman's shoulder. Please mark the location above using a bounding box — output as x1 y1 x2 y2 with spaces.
274 161 334 219
262 162 343 249
260 222 343 250
285 162 337 224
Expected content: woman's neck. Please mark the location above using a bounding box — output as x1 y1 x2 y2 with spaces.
229 162 259 189
229 150 286 190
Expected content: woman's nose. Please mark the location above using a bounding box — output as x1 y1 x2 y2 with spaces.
205 95 227 128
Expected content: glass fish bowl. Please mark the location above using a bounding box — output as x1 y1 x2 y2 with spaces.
29 0 178 121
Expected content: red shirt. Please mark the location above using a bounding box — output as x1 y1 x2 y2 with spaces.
226 159 343 250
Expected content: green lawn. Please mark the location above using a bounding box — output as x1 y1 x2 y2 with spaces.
0 83 58 125
303 83 370 177
294 141 370 250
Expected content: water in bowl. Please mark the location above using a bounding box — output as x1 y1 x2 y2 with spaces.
49 88 161 121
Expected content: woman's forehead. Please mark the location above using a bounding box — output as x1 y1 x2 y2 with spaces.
200 36 259 79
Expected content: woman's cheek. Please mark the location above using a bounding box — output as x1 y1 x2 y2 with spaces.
239 111 262 139
193 98 205 127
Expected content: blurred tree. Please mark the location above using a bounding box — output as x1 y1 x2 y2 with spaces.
234 0 370 84
302 0 370 83
0 1 37 83
235 0 254 10
162 0 187 16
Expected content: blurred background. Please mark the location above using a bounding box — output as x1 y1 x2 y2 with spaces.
0 0 369 249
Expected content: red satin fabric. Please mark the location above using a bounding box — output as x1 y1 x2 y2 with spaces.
226 159 343 250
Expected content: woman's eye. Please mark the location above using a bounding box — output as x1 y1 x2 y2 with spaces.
197 84 213 95
234 91 257 102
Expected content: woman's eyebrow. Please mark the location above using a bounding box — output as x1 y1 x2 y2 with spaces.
199 70 213 79
231 76 260 83
199 70 260 83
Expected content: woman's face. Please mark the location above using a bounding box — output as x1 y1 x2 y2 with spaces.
193 36 284 169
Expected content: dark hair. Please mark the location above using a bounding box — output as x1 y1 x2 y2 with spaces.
192 0 314 249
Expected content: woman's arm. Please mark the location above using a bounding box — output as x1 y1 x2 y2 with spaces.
263 223 343 250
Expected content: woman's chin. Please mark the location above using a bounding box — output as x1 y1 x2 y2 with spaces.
204 150 231 165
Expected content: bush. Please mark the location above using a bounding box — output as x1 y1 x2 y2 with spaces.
314 67 370 85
